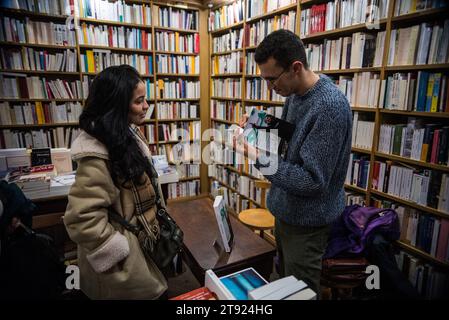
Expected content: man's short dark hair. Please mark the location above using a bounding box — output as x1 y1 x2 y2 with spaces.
255 29 309 70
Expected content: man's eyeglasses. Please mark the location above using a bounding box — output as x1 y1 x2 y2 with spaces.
261 68 287 86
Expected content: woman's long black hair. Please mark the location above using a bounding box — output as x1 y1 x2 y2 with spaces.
79 65 151 186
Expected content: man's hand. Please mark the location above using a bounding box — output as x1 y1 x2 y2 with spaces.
233 134 258 161
239 113 249 128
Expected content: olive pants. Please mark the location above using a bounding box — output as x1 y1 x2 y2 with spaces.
274 218 330 299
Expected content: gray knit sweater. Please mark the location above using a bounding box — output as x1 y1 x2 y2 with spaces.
255 75 352 227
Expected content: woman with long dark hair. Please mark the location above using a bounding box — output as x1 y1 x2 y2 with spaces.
64 65 167 299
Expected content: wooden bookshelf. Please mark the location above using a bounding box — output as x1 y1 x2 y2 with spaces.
78 44 152 53
301 19 388 41
379 109 449 118
375 152 449 173
370 190 449 219
0 42 77 50
211 48 244 57
78 17 153 29
245 3 298 24
390 7 449 23
207 0 449 275
396 241 449 268
0 0 206 203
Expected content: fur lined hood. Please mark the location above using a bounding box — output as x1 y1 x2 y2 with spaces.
71 131 109 161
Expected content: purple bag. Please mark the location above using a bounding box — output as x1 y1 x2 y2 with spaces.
324 205 400 259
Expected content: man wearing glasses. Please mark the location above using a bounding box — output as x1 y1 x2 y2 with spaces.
238 30 352 298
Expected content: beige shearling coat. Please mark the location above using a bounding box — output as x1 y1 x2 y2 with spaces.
64 130 167 300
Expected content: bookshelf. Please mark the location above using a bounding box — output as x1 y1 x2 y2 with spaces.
208 0 297 215
0 0 209 201
206 0 449 293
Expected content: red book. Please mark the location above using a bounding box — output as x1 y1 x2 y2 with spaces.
372 161 380 190
436 219 449 261
430 129 440 163
194 33 200 54
321 4 326 33
108 26 113 47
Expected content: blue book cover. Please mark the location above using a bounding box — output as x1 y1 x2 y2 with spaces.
219 268 268 300
416 72 429 112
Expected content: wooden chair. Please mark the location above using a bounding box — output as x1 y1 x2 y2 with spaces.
238 180 274 239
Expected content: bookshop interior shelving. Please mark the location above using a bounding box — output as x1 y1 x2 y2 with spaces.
205 0 449 299
1 0 449 299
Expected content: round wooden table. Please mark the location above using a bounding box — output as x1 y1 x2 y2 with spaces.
238 208 275 239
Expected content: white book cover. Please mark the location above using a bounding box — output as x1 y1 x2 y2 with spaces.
213 195 234 253
285 287 317 300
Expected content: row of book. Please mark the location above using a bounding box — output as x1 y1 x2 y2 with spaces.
246 78 285 102
333 72 381 108
156 54 199 75
0 127 81 149
212 78 242 99
0 75 83 99
378 120 449 165
395 249 449 299
380 72 449 113
245 0 295 20
387 20 449 66
246 52 260 75
243 11 296 47
212 28 243 53
345 154 370 190
152 4 198 31
1 0 72 15
81 50 153 75
373 196 449 257
212 52 242 74
157 121 201 142
82 76 153 100
0 147 73 174
352 112 375 150
211 101 242 123
157 102 199 120
208 164 241 192
155 31 200 54
209 164 265 206
78 23 152 50
371 161 448 213
208 0 244 31
306 31 385 71
300 0 390 37
394 0 447 16
345 191 366 206
176 164 200 179
158 142 201 164
210 181 251 214
1 17 76 46
167 180 200 199
156 79 199 99
74 0 151 25
396 207 448 262
0 101 82 125
0 47 78 72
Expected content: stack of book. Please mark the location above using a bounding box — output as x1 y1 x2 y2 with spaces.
204 268 316 300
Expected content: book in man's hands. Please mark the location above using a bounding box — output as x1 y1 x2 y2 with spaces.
213 195 234 252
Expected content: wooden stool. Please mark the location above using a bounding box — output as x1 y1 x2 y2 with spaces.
238 180 274 239
238 208 274 238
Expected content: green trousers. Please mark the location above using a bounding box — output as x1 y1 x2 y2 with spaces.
274 218 330 299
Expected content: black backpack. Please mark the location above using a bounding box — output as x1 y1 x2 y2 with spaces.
0 229 67 300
